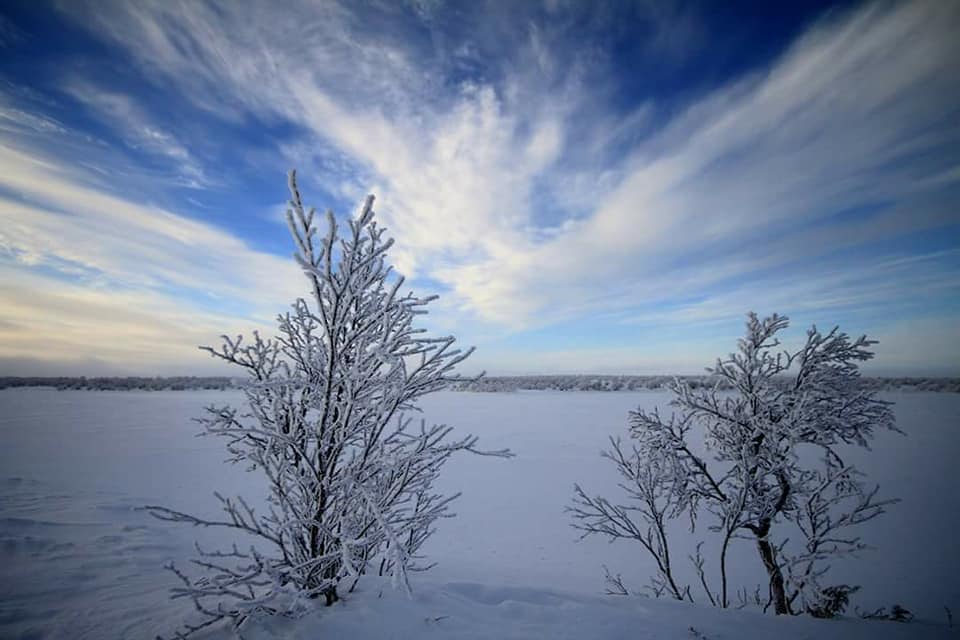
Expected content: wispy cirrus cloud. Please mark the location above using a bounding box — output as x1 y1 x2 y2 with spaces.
56 0 959 321
62 81 211 188
0 138 303 373
0 0 957 374
0 143 300 305
0 266 252 375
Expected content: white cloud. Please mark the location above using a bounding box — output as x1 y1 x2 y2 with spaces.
615 250 960 330
0 266 266 374
0 105 67 136
0 144 301 306
2 0 954 374
0 140 310 371
62 81 211 187
58 0 959 330
446 0 960 325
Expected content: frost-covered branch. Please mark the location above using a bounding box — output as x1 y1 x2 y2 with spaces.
148 170 511 638
569 437 691 601
571 312 898 617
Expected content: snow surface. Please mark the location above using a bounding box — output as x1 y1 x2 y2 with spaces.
0 388 957 638
236 574 949 640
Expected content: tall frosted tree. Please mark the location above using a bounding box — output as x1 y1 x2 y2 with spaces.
147 171 511 637
571 313 897 616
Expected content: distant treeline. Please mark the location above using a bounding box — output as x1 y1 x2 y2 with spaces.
1 375 958 393
0 376 237 391
449 375 960 393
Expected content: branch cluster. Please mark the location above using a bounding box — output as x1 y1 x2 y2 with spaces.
146 171 511 637
570 312 898 616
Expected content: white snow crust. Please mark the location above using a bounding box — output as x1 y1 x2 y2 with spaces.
0 388 956 638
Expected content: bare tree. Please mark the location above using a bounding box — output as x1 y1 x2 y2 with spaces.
146 171 511 638
570 312 898 616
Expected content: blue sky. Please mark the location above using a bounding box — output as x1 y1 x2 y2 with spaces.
0 0 957 376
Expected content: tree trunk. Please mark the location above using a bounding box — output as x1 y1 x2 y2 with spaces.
756 536 790 615
324 586 339 606
751 471 793 614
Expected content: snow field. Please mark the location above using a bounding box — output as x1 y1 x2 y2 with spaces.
0 388 957 638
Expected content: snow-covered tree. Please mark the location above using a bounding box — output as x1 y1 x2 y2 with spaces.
570 313 898 616
146 171 511 638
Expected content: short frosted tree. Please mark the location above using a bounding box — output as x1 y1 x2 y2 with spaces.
570 313 898 616
146 171 510 638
